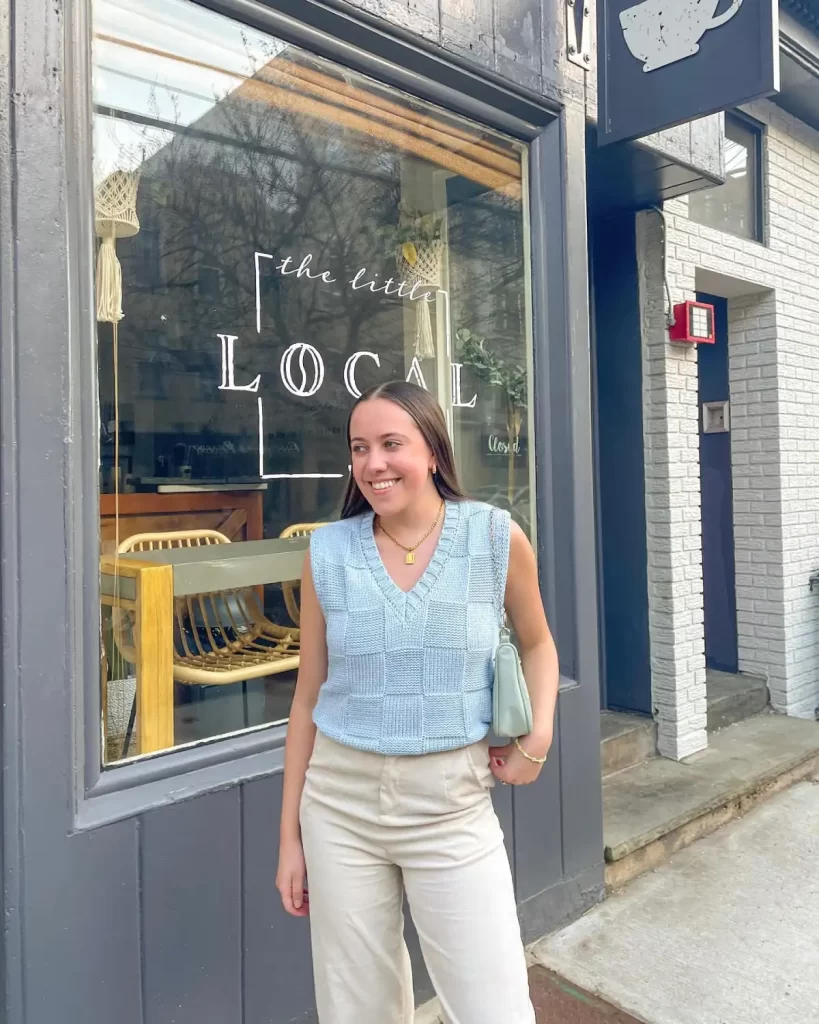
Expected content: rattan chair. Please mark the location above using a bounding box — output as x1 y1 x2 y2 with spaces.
278 522 328 625
113 529 301 685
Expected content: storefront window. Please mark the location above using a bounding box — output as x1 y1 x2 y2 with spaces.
95 0 535 765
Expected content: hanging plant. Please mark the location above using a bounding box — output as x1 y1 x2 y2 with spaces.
455 329 527 409
378 202 445 360
377 201 444 263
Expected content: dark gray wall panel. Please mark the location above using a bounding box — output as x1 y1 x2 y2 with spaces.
23 825 143 1024
557 684 603 877
336 0 569 106
533 109 605 897
495 0 544 91
518 862 604 943
141 790 243 1024
440 0 495 70
242 777 317 1024
511 737 563 904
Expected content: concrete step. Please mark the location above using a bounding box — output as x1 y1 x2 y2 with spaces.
600 711 657 778
707 669 769 732
603 711 819 891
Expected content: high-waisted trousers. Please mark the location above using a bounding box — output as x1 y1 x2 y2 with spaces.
299 730 535 1024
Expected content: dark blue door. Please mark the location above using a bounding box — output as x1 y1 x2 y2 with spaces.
698 294 738 673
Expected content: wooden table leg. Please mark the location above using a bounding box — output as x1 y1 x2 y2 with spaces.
135 562 175 754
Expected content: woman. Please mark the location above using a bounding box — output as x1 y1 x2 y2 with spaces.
277 381 559 1024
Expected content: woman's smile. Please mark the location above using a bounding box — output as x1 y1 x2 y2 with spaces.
369 478 400 493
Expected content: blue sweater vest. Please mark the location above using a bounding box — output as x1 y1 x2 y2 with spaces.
310 500 510 755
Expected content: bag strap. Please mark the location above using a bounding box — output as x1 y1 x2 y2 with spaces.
488 508 509 634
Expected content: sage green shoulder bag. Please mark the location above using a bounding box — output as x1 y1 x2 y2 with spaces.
489 508 533 739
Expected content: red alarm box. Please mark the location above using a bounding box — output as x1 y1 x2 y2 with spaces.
668 301 716 344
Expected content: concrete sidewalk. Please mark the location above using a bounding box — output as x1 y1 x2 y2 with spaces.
415 965 645 1024
532 773 819 1024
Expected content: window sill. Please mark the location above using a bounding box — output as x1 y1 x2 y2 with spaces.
74 722 287 832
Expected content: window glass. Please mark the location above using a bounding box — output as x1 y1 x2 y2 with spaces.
95 0 534 765
688 115 761 241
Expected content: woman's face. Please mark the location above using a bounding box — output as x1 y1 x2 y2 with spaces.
349 398 436 516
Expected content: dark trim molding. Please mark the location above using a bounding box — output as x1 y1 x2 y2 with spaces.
781 26 819 74
0 0 24 1018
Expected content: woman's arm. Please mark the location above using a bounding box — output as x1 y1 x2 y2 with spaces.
277 552 328 915
489 520 559 786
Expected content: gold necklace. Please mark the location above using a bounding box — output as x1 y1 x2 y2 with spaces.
377 500 445 565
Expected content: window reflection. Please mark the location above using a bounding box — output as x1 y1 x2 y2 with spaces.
689 114 762 242
95 0 534 765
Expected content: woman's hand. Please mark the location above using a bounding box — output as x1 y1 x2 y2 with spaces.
489 731 552 786
277 837 309 917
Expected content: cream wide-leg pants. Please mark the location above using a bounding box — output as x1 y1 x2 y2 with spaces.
299 731 535 1024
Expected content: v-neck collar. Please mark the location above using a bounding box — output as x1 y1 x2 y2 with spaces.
360 500 463 619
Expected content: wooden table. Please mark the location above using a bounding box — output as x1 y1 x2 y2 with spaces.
100 536 309 757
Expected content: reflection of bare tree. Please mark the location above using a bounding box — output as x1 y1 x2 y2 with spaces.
103 67 407 528
129 89 400 360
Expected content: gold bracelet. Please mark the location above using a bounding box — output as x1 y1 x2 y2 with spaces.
514 737 548 764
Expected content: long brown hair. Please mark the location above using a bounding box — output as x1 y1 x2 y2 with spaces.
341 381 467 519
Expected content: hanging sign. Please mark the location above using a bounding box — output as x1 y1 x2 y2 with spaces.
598 0 779 146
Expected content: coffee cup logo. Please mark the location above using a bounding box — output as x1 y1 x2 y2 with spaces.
620 0 744 72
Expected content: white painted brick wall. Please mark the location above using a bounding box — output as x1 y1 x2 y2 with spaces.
640 98 819 728
726 293 787 707
636 211 708 759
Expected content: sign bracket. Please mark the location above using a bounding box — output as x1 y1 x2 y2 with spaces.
567 0 592 70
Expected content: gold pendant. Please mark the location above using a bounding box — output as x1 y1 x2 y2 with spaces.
405 551 415 565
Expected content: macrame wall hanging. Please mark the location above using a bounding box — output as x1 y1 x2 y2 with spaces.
94 169 140 548
395 237 444 360
95 169 141 757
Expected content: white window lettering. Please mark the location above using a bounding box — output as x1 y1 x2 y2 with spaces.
349 268 370 291
280 253 336 283
280 342 325 398
408 282 435 303
451 362 477 408
349 268 386 293
218 334 261 393
254 251 274 334
405 356 429 390
344 351 381 398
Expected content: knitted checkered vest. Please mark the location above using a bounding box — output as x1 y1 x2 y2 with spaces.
310 500 511 755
